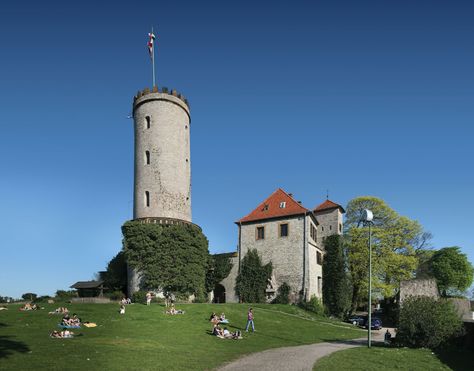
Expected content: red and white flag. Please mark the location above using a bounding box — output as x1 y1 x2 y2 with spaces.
147 32 156 58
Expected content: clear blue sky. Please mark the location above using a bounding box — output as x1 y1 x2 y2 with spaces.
1 0 473 298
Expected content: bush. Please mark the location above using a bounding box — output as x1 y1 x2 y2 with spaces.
272 282 291 304
55 290 77 300
132 290 148 304
235 249 272 303
300 295 326 316
106 290 126 301
396 296 464 348
33 295 52 303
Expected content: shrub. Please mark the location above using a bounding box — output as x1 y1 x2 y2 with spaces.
106 290 125 301
132 290 148 304
272 282 291 304
33 295 52 303
55 290 77 300
300 295 326 316
235 249 272 303
396 296 464 348
322 235 351 318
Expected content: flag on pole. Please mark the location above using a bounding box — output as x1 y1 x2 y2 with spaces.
147 32 156 59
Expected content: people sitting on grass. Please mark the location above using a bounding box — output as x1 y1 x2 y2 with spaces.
165 304 185 315
49 307 69 315
121 297 132 305
50 329 74 338
219 313 229 324
119 304 126 315
61 313 81 327
212 324 242 340
20 303 39 311
384 329 392 345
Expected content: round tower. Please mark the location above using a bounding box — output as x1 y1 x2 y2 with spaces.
127 87 192 295
132 87 191 222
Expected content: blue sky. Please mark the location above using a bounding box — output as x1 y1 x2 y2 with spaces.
0 0 473 298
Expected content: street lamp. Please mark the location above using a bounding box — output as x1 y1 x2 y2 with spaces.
361 209 374 348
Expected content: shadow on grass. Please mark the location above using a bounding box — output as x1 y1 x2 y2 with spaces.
0 323 30 359
434 346 473 371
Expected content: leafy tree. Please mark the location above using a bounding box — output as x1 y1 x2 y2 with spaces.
205 253 233 293
397 296 463 348
235 249 272 303
344 196 428 310
102 251 128 293
122 221 209 298
322 235 351 317
21 293 37 301
272 282 291 304
430 247 474 296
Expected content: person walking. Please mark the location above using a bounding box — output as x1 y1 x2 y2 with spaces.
245 307 255 332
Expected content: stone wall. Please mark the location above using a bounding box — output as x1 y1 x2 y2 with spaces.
315 208 343 246
239 215 306 301
399 278 439 304
133 92 191 222
220 255 239 303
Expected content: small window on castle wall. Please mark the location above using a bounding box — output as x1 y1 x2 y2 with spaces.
256 226 265 240
321 226 324 232
146 116 151 129
317 276 322 293
329 225 332 231
279 223 289 237
145 151 150 165
317 251 322 265
339 223 342 233
145 191 150 207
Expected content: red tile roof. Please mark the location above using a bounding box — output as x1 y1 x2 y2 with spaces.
237 188 310 223
313 199 345 213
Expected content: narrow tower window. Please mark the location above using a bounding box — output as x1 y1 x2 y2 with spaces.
146 116 151 129
145 191 150 207
145 151 150 165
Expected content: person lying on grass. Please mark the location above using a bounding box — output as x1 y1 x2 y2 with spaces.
20 303 40 311
49 307 69 315
50 329 75 338
61 313 81 327
165 304 185 315
213 325 242 340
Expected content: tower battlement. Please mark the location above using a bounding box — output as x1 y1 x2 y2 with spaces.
133 86 189 108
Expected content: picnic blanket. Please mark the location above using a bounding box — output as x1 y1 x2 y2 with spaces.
58 324 81 329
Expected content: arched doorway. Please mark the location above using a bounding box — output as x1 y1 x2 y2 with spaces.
213 284 226 303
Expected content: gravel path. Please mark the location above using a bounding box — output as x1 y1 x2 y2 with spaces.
216 329 390 371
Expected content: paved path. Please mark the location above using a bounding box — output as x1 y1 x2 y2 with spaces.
216 330 390 371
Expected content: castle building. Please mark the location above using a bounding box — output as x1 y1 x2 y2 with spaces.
216 189 344 303
127 87 196 294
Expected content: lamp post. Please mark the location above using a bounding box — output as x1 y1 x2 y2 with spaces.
361 209 374 348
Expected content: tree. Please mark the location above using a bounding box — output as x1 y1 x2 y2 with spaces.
322 235 351 317
344 196 429 310
21 293 37 301
430 246 474 296
102 251 128 293
397 296 463 348
122 221 209 299
205 253 233 293
235 249 272 303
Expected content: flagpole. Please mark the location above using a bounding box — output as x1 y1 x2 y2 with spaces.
151 26 156 87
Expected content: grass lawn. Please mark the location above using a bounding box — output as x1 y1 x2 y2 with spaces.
313 345 455 370
0 302 364 370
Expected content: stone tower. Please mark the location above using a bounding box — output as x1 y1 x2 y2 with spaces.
313 199 345 246
133 87 191 221
128 87 192 294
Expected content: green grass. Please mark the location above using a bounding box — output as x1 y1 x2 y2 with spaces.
0 303 364 370
313 345 452 370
